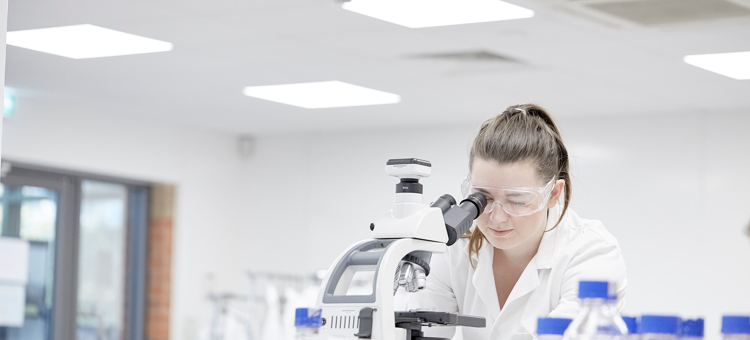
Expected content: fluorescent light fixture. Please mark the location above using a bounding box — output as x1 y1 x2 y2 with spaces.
6 24 173 59
684 51 750 80
242 81 401 109
342 0 534 28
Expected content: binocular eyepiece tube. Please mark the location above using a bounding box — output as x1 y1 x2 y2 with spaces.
431 192 487 246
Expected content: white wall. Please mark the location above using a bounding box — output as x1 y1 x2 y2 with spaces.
3 101 749 340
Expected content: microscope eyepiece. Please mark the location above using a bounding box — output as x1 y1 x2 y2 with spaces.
459 192 487 219
440 192 488 246
430 194 457 214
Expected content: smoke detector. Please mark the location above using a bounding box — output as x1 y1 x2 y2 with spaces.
405 50 525 76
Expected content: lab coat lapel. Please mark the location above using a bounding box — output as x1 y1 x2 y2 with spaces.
491 253 541 340
499 206 562 316
502 255 540 311
471 242 501 321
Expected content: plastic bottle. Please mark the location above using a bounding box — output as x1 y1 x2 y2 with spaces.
295 308 322 340
538 317 573 340
638 315 681 340
681 319 704 340
722 316 750 340
623 316 639 340
562 280 629 340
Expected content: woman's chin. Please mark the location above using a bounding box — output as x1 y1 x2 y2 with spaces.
485 233 518 249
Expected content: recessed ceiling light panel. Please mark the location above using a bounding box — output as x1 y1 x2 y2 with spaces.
242 81 401 109
6 24 173 59
684 51 750 80
342 0 534 28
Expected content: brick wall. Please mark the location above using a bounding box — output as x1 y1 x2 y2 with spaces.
147 184 175 340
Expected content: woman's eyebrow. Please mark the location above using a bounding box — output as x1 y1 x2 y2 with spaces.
474 187 528 196
474 188 491 194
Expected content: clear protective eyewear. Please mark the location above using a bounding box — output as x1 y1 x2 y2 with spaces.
461 176 557 217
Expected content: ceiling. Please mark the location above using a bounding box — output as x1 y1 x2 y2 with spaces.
6 0 750 136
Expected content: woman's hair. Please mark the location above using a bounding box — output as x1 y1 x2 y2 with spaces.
466 104 572 264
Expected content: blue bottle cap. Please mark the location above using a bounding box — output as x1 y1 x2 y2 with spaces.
681 319 704 338
639 315 681 335
622 316 638 334
295 308 322 328
722 316 750 334
537 317 573 335
578 281 612 299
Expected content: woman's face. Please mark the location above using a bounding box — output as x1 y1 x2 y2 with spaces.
470 158 559 250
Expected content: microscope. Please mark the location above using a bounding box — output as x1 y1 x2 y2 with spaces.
315 158 488 340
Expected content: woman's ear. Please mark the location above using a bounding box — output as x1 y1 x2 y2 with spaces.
547 179 565 208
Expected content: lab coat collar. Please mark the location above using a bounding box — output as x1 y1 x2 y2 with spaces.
466 205 564 322
502 252 540 312
472 241 501 320
470 232 542 324
534 204 563 270
501 206 565 312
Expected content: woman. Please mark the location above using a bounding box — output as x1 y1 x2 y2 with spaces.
408 104 627 340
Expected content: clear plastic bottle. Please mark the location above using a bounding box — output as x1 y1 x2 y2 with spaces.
722 316 750 340
638 315 681 340
295 308 322 340
622 316 639 340
538 317 574 340
562 281 629 340
681 319 704 340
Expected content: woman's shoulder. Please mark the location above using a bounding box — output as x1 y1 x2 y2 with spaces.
549 208 627 298
557 208 621 249
542 207 625 270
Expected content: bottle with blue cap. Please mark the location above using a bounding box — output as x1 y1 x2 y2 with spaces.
562 280 629 340
638 315 681 340
295 308 323 340
722 315 750 340
537 317 573 340
681 319 704 340
623 316 639 340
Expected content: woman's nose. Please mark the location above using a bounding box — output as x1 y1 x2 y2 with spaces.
489 202 510 223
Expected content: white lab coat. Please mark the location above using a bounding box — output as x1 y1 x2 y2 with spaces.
407 205 627 340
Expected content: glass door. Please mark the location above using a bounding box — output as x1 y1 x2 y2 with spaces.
0 184 59 340
0 163 148 340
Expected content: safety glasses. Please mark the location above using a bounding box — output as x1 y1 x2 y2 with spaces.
461 176 556 217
